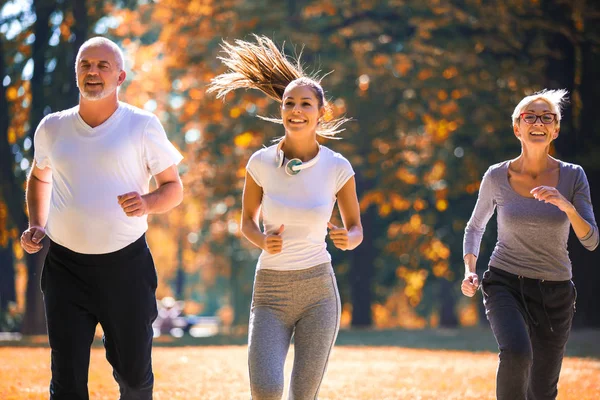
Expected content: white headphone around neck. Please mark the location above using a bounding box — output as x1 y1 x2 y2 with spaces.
275 140 321 176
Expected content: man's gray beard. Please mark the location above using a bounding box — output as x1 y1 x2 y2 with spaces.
80 89 107 100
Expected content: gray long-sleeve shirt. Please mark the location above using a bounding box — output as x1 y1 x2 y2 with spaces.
463 160 598 281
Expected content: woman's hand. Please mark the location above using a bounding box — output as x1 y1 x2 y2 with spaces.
531 185 594 240
530 186 574 213
327 222 350 250
461 273 480 297
263 224 284 254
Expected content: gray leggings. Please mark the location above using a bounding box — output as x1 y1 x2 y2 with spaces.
248 262 341 400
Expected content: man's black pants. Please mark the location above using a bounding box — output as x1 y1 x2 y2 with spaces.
42 235 158 400
481 266 577 400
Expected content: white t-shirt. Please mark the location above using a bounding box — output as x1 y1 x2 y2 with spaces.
34 102 183 254
246 144 355 270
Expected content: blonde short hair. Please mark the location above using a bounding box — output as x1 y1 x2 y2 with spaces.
511 89 569 127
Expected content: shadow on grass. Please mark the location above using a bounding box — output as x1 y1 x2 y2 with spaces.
2 327 599 358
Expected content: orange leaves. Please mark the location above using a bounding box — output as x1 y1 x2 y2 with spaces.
7 128 17 145
6 87 18 101
422 238 450 262
361 192 412 215
439 102 459 117
229 108 242 118
459 301 480 326
424 161 446 184
466 182 480 194
396 167 418 184
183 101 200 118
0 202 9 248
112 8 147 37
417 69 434 81
387 213 429 237
371 53 390 67
182 300 204 316
372 290 427 328
402 150 420 166
233 132 254 148
189 88 204 100
379 203 392 217
432 261 450 278
303 2 337 18
422 114 459 142
359 191 383 211
339 303 353 328
442 66 458 79
451 89 463 99
371 303 392 328
393 54 412 76
413 199 427 212
409 214 422 232
396 266 429 307
59 22 71 40
391 193 411 211
153 6 173 22
435 199 448 212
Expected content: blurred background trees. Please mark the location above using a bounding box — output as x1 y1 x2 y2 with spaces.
1 0 599 335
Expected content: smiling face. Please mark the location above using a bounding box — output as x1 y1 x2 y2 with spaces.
75 43 125 101
281 83 324 137
513 99 560 147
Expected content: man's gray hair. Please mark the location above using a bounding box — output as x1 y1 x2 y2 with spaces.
75 37 125 71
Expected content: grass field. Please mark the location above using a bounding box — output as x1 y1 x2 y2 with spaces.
1 328 599 399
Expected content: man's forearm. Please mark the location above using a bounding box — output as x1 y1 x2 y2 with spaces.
142 181 183 214
26 174 52 227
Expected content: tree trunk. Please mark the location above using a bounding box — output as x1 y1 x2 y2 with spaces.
543 0 600 328
0 35 28 233
0 240 16 313
29 0 54 131
67 0 88 106
20 0 55 335
349 200 374 327
438 279 459 328
175 230 185 299
569 37 600 328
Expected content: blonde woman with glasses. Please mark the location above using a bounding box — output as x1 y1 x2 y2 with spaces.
461 89 598 400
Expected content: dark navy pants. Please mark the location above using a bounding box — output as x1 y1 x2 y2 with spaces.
481 266 577 400
42 235 158 400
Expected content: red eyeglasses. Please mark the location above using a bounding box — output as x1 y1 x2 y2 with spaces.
519 113 557 124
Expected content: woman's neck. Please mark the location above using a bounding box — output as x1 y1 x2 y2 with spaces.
281 135 319 162
513 148 555 178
